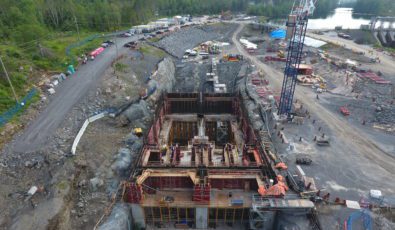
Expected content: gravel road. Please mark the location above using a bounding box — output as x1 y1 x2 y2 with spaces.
233 24 395 191
307 32 395 69
11 35 142 153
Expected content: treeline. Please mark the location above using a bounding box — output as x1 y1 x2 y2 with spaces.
0 0 158 43
0 0 342 44
246 0 338 19
0 0 251 44
156 0 249 15
353 0 395 16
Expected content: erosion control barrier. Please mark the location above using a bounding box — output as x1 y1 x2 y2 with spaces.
0 88 37 127
71 112 106 155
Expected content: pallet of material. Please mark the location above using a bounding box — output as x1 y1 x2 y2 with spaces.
303 176 317 191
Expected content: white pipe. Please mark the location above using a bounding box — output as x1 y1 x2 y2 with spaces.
71 112 106 155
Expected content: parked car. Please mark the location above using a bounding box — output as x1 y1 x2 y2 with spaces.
101 40 114 48
104 40 114 45
338 33 352 40
120 32 132 37
124 41 137 48
296 157 312 165
101 42 110 48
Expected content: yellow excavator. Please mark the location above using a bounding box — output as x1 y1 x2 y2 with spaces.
277 50 285 58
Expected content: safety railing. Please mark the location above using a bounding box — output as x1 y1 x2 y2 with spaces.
0 88 37 127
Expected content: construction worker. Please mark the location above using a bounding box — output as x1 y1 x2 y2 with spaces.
160 145 168 157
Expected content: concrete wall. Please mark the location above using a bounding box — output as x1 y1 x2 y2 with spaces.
98 203 133 230
195 207 208 229
131 204 146 228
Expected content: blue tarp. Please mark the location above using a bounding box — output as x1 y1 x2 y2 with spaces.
270 29 286 39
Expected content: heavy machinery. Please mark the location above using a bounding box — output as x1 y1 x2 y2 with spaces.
278 0 316 115
223 54 243 62
277 50 285 58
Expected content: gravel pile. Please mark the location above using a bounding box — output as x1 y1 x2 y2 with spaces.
154 23 238 58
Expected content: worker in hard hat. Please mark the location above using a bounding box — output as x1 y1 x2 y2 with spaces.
160 145 168 157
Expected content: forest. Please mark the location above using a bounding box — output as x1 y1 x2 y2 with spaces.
0 0 340 44
353 0 395 16
0 0 253 42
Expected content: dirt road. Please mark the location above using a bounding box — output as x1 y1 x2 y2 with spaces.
307 32 394 68
11 35 142 153
232 24 395 175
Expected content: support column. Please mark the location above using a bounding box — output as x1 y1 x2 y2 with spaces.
131 204 146 228
196 207 208 229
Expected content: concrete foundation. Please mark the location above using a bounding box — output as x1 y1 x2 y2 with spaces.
195 207 208 229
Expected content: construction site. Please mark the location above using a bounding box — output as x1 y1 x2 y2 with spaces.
121 92 317 229
1 1 395 230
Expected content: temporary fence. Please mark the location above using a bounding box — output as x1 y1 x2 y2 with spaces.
0 88 37 127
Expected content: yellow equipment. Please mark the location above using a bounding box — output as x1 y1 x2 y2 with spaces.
223 54 243 62
134 128 143 137
278 50 285 58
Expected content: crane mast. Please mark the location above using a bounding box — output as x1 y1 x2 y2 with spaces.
278 0 316 115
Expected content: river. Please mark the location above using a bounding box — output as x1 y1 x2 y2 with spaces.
308 8 371 30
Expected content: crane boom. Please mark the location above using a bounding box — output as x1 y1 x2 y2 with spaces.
278 0 316 115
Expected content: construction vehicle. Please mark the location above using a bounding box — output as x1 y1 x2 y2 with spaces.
340 106 350 116
223 54 243 62
134 128 143 137
278 0 316 116
278 50 285 58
